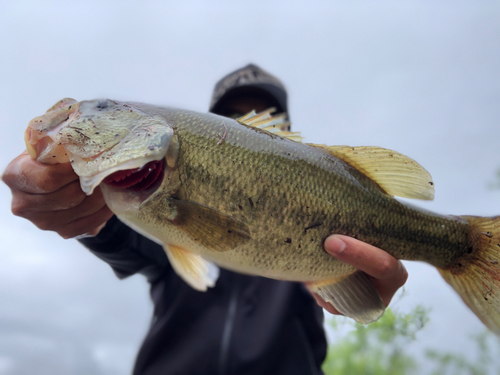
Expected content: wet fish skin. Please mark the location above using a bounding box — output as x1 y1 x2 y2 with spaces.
123 105 469 273
24 99 500 331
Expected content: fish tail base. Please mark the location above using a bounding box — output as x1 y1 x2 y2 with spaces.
439 216 500 334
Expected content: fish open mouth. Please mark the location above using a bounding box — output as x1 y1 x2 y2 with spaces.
103 159 164 192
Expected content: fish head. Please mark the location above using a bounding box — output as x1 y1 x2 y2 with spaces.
25 99 176 197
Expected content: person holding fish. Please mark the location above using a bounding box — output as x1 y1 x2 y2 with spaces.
3 65 408 374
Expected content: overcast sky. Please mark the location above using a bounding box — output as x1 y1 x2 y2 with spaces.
1 1 500 374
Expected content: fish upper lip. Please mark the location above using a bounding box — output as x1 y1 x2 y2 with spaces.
25 103 82 163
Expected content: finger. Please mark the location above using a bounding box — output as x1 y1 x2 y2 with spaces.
11 180 87 214
311 293 341 315
369 261 408 306
58 205 114 239
324 235 400 280
324 235 408 306
3 152 77 194
65 186 109 225
26 188 109 231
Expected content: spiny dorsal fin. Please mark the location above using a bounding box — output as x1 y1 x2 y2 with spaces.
273 131 304 142
312 145 434 200
237 108 275 124
237 108 302 142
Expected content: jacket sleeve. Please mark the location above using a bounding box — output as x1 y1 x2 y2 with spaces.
78 216 169 284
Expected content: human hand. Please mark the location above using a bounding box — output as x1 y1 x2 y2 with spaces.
2 151 114 239
312 235 408 315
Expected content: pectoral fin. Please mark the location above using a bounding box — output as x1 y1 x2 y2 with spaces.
164 244 219 291
168 198 251 252
309 271 385 324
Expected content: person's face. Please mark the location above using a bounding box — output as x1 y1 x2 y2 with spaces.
216 96 274 119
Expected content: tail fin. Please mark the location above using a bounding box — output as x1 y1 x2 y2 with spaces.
439 216 500 334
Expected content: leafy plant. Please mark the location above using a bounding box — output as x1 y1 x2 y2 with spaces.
322 306 428 375
322 306 500 375
425 331 500 375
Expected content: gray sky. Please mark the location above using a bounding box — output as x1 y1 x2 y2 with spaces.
1 1 500 373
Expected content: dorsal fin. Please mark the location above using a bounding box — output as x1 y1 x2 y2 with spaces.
237 108 302 143
271 131 304 142
312 145 434 200
237 108 276 124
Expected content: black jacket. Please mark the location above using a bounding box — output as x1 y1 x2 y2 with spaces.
80 216 327 374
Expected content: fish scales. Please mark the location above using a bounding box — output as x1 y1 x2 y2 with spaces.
137 108 470 277
24 98 500 331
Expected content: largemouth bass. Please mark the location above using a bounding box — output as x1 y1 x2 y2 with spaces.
25 98 500 332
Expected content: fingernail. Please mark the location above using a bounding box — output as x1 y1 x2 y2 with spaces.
325 235 346 255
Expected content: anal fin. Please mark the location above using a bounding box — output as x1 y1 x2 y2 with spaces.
310 271 385 324
164 244 219 291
